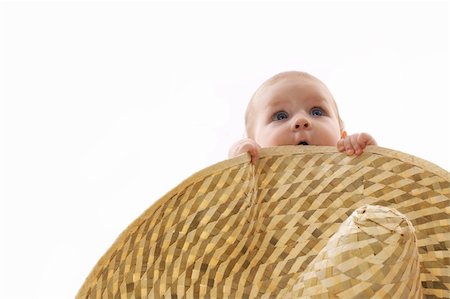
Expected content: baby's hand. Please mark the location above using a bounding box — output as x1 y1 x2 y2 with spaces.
337 132 377 156
228 138 261 165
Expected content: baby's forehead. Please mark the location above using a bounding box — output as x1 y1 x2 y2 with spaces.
252 75 331 107
267 71 317 85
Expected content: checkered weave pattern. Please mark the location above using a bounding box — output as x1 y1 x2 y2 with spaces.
77 146 449 298
285 205 422 298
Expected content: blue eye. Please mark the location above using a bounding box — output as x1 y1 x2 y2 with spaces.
310 107 324 116
272 111 289 121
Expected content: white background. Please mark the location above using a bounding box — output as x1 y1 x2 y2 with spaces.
0 1 448 298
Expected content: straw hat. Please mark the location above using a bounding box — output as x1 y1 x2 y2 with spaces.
77 146 449 298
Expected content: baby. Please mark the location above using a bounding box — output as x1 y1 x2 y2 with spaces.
229 71 377 164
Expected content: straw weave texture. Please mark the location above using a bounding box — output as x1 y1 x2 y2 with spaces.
77 146 449 298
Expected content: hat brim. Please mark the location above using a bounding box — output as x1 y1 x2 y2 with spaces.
77 146 449 298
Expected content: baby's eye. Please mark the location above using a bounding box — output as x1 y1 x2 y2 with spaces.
310 107 324 116
272 111 289 121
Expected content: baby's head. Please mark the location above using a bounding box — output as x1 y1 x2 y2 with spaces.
245 71 345 147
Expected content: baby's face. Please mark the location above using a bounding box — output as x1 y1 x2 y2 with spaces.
248 76 342 147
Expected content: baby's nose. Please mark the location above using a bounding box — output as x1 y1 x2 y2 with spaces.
293 117 311 130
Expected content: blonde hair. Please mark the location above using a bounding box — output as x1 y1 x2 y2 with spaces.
245 71 344 138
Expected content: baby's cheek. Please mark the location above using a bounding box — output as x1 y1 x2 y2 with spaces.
256 126 286 147
254 133 268 147
261 135 280 147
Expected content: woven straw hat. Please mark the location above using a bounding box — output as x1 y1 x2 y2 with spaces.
77 146 449 298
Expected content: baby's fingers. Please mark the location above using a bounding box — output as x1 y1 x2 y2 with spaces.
350 135 363 156
357 133 377 148
249 147 260 165
343 136 356 155
337 133 377 156
339 134 363 156
236 140 261 165
337 137 353 154
337 139 346 152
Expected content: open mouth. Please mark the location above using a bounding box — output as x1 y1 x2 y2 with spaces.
298 141 309 145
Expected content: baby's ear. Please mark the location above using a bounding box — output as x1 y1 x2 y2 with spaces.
340 131 347 138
